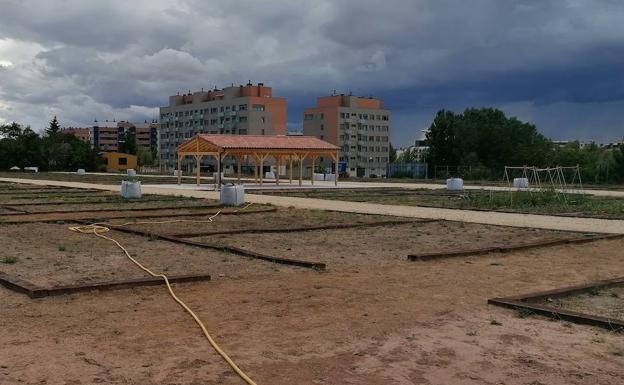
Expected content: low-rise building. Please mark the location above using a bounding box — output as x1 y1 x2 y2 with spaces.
101 152 137 172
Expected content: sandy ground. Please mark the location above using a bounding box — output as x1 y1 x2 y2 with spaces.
1 237 624 385
3 199 215 214
193 220 578 270
0 223 288 286
3 177 624 234
0 206 251 223
118 207 410 235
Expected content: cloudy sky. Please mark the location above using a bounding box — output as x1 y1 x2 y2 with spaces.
1 0 623 146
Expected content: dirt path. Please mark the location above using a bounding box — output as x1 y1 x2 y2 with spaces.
3 177 624 234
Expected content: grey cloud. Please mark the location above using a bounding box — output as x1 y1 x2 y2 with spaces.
0 0 623 144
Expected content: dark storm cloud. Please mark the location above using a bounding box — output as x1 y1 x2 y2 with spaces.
0 0 623 144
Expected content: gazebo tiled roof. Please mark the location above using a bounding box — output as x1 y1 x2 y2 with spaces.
178 134 339 154
176 134 340 186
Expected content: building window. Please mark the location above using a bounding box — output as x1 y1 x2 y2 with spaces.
304 114 314 121
119 157 127 165
252 104 265 111
239 104 247 111
320 124 324 130
261 129 265 135
261 117 265 123
238 116 247 123
210 107 218 114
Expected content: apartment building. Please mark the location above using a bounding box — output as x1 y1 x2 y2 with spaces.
303 94 390 177
158 82 287 170
93 120 159 153
60 127 92 145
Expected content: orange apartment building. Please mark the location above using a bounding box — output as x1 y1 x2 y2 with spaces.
93 120 158 153
159 82 287 170
60 127 92 144
303 94 390 177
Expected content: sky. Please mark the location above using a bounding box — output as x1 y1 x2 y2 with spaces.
0 0 623 147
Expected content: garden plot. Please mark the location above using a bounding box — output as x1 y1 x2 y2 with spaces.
116 207 411 236
1 193 183 205
257 188 624 219
186 220 581 269
0 223 289 288
533 286 624 322
4 197 215 213
0 206 238 223
490 277 624 330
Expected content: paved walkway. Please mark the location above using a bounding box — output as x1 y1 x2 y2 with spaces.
49 171 624 196
3 177 624 234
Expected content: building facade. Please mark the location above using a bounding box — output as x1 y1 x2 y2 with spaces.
93 120 158 153
158 83 287 170
60 127 93 145
303 94 390 177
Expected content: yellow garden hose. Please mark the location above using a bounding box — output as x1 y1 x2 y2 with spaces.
69 203 259 385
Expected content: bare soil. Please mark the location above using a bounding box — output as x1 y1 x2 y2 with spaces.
0 206 241 223
4 198 216 213
119 207 410 236
0 223 289 287
190 220 582 270
532 286 624 321
1 237 624 384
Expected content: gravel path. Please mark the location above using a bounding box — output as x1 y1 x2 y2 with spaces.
3 176 624 234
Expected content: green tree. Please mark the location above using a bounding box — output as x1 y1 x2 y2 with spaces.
425 108 552 178
425 110 459 167
118 132 138 155
612 146 624 182
0 122 24 139
137 146 154 166
45 116 61 136
389 143 397 163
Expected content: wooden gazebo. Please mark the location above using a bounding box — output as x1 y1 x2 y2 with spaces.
176 135 341 186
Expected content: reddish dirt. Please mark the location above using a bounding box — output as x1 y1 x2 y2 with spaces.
192 220 581 269
0 206 256 223
2 234 624 384
120 207 411 235
0 223 288 287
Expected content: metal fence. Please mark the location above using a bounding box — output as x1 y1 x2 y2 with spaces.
386 163 428 179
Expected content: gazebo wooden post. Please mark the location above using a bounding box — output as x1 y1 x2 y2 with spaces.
216 152 222 189
289 155 293 184
333 151 339 186
236 155 242 183
194 154 202 186
252 152 258 183
298 153 308 187
310 155 317 185
177 154 183 185
258 153 268 186
276 155 281 186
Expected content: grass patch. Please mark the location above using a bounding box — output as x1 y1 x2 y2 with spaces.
1 256 18 264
